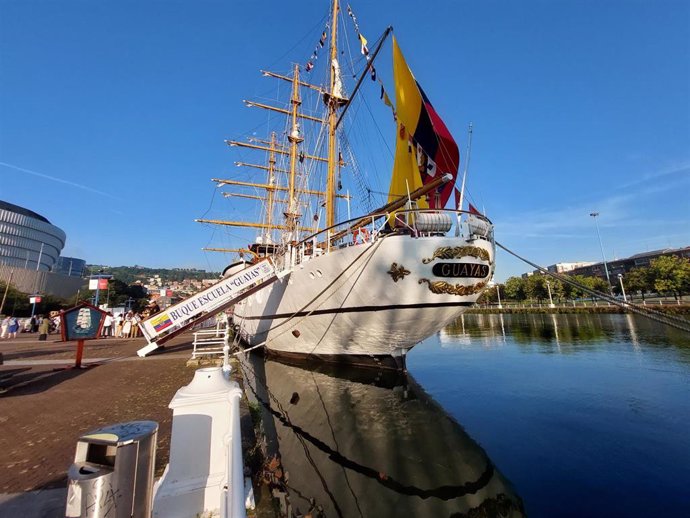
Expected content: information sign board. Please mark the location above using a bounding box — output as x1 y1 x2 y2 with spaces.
61 303 107 341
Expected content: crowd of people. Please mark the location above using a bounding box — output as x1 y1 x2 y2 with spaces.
100 301 159 338
0 300 161 341
101 310 139 338
0 313 60 341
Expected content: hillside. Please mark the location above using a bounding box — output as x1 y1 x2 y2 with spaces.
86 265 220 285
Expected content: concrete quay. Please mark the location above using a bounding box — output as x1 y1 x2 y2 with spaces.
0 331 252 517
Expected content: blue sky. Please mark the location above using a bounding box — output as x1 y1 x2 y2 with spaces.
1 0 688 280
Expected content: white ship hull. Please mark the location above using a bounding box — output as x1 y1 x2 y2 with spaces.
234 233 494 366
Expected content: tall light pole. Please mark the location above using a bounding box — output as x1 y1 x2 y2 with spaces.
0 270 13 315
546 279 555 308
590 212 613 295
618 273 628 303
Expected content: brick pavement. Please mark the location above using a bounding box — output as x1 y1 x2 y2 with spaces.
0 332 197 494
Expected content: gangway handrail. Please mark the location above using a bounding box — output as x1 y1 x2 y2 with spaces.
193 322 231 358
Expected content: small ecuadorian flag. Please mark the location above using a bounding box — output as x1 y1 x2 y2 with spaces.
151 313 173 332
388 36 459 209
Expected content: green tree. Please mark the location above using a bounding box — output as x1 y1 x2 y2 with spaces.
78 278 149 311
623 267 653 302
477 283 503 305
525 275 549 303
568 275 591 300
0 282 71 316
590 277 610 297
0 281 30 316
650 255 690 300
504 276 526 302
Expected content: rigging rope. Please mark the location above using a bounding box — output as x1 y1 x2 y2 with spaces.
338 131 375 214
496 241 690 333
233 236 386 354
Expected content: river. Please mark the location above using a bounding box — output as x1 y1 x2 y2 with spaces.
409 313 690 517
243 313 690 517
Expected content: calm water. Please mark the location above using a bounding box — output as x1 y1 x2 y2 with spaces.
243 313 690 517
409 313 690 517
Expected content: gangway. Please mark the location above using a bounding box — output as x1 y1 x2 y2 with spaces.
192 323 230 359
137 259 276 357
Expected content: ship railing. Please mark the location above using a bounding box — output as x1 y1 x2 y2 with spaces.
294 209 493 261
192 316 230 359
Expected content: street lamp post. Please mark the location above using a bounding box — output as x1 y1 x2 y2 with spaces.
546 279 555 308
618 273 628 303
589 212 613 295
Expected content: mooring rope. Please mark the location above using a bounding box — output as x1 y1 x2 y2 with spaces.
495 241 690 333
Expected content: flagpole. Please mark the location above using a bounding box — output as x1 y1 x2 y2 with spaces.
35 243 44 271
456 122 473 236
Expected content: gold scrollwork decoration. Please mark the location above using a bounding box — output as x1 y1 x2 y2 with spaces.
418 279 487 296
387 262 411 282
422 246 490 264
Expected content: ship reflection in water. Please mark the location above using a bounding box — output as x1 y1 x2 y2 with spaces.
241 356 525 517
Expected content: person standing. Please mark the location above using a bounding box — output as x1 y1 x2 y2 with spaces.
122 312 133 338
7 316 19 339
53 313 61 334
102 312 113 338
1 316 9 339
130 312 140 338
38 315 50 341
114 313 123 338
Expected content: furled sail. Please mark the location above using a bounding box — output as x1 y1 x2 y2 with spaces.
388 36 460 209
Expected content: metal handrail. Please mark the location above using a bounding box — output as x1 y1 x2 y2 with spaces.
295 208 493 248
192 325 230 358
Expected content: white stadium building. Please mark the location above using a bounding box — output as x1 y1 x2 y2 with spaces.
0 200 66 271
0 200 83 299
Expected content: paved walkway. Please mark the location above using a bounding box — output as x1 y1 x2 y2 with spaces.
0 331 207 516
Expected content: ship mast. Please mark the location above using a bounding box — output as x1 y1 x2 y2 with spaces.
286 63 303 241
325 0 340 229
199 1 349 252
266 131 277 239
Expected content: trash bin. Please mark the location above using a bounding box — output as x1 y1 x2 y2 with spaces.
65 420 158 518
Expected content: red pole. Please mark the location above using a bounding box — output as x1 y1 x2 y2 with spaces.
75 339 85 368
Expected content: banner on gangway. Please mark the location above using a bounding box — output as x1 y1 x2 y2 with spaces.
138 259 275 348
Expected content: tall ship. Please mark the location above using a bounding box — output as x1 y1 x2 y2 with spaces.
198 0 495 369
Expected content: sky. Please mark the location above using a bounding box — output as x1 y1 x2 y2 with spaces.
0 0 688 281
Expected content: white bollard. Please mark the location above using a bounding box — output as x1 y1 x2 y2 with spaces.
152 367 246 518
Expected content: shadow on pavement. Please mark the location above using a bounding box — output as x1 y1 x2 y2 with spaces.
0 349 74 361
0 365 95 397
0 475 68 518
0 367 32 385
149 341 193 355
0 489 67 518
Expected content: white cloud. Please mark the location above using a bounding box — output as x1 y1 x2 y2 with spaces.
0 161 121 200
